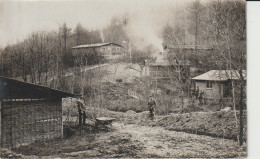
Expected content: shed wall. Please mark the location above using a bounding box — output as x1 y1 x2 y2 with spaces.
147 66 171 78
98 45 124 60
72 45 124 60
195 81 223 98
1 99 62 148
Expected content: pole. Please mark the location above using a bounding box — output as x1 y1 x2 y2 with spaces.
129 42 133 80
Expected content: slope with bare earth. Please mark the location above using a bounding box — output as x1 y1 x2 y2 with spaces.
153 110 247 141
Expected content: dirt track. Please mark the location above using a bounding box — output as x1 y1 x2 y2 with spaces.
8 115 246 158
15 121 244 158
113 122 245 158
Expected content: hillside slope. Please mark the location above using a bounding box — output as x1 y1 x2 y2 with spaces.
154 110 247 141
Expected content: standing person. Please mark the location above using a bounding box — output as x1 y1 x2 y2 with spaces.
195 88 199 99
77 95 87 125
199 90 204 105
191 88 195 98
148 95 156 120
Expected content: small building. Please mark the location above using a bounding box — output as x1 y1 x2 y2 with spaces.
191 70 246 99
142 58 171 79
0 76 76 148
71 42 124 60
142 54 190 79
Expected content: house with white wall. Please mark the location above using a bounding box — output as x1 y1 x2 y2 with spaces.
191 70 246 99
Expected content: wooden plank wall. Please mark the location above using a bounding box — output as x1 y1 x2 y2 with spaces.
1 99 62 148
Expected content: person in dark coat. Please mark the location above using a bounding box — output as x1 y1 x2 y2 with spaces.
195 88 199 99
199 90 204 105
148 95 156 120
77 95 87 125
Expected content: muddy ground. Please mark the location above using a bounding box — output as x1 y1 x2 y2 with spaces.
7 122 246 158
3 110 247 158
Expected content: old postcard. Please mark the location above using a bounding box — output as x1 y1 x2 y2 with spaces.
0 0 247 158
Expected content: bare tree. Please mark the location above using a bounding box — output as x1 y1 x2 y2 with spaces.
59 23 72 53
163 24 192 111
207 0 246 146
103 15 128 44
187 0 206 50
74 23 86 45
130 46 154 77
10 43 29 82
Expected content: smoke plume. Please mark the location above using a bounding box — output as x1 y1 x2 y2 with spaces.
123 3 175 54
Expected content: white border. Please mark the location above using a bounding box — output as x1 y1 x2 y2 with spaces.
247 1 260 159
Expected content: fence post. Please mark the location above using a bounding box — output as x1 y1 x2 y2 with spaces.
61 99 63 139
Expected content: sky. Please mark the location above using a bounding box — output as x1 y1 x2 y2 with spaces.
0 0 182 48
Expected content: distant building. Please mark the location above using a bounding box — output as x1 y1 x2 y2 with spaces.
71 42 124 61
191 70 246 99
142 58 172 79
142 53 190 79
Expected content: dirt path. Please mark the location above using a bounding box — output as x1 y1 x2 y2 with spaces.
113 122 246 158
8 120 246 158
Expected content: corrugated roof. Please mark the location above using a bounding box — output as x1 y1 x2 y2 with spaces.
191 70 247 81
0 76 77 99
147 59 190 66
164 43 213 50
71 42 123 49
148 61 171 66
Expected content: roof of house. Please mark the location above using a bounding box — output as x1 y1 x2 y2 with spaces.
147 58 191 67
148 56 171 66
191 70 247 81
71 42 123 49
164 43 213 50
0 76 77 99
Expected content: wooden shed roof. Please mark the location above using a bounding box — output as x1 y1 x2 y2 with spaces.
71 42 123 49
0 76 77 99
191 70 247 81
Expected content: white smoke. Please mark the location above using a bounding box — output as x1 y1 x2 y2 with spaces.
100 29 104 43
124 3 175 55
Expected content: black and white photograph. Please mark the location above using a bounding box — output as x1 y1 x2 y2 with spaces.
0 0 248 158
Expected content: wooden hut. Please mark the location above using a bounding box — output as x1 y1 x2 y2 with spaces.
0 76 76 148
191 70 246 99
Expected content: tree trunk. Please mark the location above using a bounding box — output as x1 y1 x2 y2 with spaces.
218 83 223 109
239 69 244 146
195 13 198 51
64 33 67 53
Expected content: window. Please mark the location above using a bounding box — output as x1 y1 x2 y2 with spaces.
206 81 213 88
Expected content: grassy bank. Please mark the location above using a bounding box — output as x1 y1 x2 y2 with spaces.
154 110 247 141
